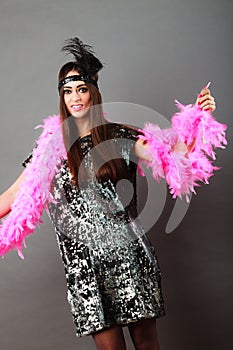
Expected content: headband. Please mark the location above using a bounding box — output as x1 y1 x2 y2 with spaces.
58 74 98 93
59 37 103 94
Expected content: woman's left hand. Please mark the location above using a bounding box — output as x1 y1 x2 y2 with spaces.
195 87 216 112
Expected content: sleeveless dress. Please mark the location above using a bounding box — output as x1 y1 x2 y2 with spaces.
23 123 165 337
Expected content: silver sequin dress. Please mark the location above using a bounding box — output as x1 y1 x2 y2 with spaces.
24 123 165 337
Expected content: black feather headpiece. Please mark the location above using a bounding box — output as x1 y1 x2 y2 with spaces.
62 37 103 76
58 37 103 92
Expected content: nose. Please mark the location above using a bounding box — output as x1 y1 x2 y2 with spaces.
71 90 81 101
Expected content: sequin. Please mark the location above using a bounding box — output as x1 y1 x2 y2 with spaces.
24 123 165 337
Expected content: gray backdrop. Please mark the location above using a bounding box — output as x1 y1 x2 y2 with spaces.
0 0 232 349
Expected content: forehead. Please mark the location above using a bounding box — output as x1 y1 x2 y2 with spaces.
66 69 80 77
63 70 86 87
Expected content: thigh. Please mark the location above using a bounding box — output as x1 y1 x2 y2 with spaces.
128 318 161 350
92 325 127 350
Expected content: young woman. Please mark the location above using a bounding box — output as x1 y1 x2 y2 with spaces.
0 38 225 350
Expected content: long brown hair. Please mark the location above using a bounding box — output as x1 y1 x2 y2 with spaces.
58 62 127 187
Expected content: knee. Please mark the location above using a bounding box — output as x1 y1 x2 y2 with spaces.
132 338 157 350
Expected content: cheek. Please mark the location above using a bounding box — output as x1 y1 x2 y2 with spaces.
85 92 91 106
63 95 71 112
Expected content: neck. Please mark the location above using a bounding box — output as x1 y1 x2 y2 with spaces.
73 116 92 137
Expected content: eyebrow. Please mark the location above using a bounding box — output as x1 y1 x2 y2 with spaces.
63 83 86 89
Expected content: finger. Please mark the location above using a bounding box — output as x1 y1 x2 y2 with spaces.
198 95 214 104
202 106 215 112
205 104 216 112
197 89 210 103
199 88 211 98
199 98 215 107
200 100 216 111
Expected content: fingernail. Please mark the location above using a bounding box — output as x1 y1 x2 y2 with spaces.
198 94 202 98
198 101 201 105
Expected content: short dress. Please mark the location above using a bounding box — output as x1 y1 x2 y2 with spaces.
24 123 166 337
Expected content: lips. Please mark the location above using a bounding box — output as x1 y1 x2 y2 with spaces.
72 104 83 111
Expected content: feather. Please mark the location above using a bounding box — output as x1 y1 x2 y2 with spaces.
62 37 103 77
138 103 227 201
0 103 227 257
0 115 66 259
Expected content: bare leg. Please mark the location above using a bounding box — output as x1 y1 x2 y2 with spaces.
92 325 127 350
128 318 161 350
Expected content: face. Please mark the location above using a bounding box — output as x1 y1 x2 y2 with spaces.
63 70 91 119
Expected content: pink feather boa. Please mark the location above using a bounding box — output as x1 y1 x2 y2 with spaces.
0 105 227 258
138 103 227 201
0 115 66 259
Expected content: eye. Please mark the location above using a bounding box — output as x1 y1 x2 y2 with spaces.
78 86 88 93
63 89 71 95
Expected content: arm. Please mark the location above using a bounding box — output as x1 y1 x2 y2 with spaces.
134 87 226 200
135 87 216 161
0 115 66 259
134 134 196 163
177 86 216 153
0 171 25 219
186 86 216 152
134 138 153 162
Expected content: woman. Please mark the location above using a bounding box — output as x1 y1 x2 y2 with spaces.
0 38 225 350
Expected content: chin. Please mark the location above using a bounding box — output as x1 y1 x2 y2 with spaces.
72 112 87 119
72 108 90 119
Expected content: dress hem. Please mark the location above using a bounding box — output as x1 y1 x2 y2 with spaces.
75 310 166 338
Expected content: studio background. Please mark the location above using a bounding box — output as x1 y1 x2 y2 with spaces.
0 0 232 349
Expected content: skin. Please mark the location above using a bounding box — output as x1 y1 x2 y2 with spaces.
63 70 92 137
0 171 26 218
0 80 217 349
134 87 216 159
0 84 216 217
92 318 161 350
92 86 216 350
196 87 216 112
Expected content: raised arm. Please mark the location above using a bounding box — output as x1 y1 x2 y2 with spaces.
0 171 25 219
134 87 216 161
133 87 226 200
